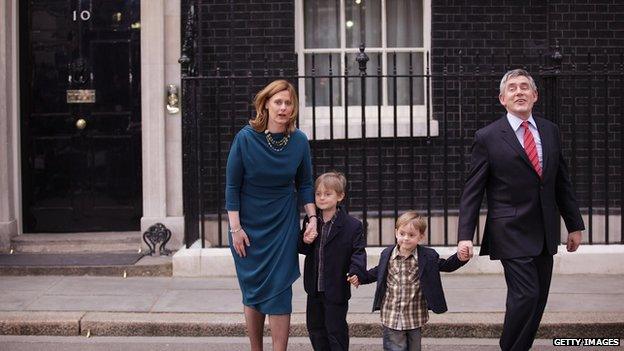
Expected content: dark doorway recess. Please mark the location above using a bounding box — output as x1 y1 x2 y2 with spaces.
20 0 142 232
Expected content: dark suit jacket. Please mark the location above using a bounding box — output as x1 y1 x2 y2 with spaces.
458 115 585 259
298 209 366 304
361 245 466 314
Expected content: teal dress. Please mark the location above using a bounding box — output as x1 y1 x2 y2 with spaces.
226 125 314 314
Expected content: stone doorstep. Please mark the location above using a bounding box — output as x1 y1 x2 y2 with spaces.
0 256 173 276
1 311 622 338
11 233 143 254
0 264 173 277
173 245 624 277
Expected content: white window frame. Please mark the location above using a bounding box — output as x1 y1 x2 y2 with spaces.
294 0 437 140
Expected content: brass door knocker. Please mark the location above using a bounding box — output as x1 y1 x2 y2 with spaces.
166 84 180 114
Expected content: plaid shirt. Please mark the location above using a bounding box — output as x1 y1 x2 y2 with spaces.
380 245 429 330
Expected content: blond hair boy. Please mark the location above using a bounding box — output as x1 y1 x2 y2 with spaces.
350 211 468 351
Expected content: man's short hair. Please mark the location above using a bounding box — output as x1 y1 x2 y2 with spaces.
499 69 538 95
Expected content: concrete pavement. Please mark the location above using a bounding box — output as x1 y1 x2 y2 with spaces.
0 274 623 340
2 336 622 351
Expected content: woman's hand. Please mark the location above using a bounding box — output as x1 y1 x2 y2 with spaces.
231 228 250 258
303 229 316 244
303 219 317 243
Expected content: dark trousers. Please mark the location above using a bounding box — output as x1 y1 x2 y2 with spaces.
500 251 553 351
306 293 349 351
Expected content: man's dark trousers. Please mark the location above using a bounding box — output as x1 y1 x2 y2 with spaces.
306 292 349 351
500 246 553 351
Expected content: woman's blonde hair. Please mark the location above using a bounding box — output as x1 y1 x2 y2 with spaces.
315 171 347 196
250 79 299 133
395 211 427 234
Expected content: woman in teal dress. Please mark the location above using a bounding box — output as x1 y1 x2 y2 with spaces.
226 80 318 351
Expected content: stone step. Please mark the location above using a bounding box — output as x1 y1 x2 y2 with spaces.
11 232 143 253
0 311 622 339
0 254 173 277
4 233 172 277
0 255 172 277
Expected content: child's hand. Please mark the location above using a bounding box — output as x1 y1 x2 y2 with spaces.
346 274 360 288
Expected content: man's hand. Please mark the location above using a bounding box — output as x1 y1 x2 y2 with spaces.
457 240 474 261
566 231 582 252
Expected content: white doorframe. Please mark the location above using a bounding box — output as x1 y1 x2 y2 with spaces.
140 0 184 248
0 0 21 249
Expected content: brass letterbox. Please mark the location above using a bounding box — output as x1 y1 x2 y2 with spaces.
67 89 96 104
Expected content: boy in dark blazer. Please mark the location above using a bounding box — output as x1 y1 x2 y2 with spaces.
350 211 468 351
298 172 366 351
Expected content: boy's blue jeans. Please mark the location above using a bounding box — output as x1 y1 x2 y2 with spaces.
382 326 421 351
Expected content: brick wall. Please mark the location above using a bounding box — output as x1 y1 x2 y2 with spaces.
184 0 623 223
431 0 624 212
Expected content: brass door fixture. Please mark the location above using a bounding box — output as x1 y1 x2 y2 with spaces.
166 84 180 114
75 118 87 130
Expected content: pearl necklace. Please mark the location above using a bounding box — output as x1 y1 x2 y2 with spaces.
265 129 290 152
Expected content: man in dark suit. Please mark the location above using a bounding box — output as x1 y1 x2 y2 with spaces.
457 69 584 351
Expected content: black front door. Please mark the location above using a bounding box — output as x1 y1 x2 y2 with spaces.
20 0 142 232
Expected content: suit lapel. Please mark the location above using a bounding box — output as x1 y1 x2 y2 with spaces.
499 116 540 178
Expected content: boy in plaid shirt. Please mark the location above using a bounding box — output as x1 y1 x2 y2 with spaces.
349 211 468 351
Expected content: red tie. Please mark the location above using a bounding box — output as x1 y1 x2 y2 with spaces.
522 121 542 177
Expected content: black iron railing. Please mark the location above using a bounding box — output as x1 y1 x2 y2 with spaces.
181 53 623 248
180 7 623 248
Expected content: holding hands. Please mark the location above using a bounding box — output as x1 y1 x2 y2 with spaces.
346 274 360 288
303 216 318 244
457 240 473 262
